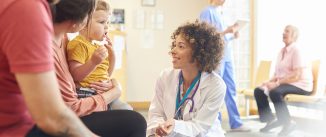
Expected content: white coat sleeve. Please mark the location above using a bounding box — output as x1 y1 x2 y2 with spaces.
170 79 226 137
147 75 166 136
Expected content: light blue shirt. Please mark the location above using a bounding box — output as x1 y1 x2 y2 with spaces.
199 6 233 62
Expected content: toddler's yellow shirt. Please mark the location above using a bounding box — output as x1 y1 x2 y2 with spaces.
67 35 110 87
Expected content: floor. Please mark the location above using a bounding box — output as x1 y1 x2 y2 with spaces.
222 117 324 137
138 110 326 137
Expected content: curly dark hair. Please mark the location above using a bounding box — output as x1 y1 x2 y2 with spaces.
171 20 224 73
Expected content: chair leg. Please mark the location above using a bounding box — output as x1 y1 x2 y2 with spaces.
245 96 250 117
323 109 326 122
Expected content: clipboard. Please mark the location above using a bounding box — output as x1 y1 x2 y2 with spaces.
234 19 249 31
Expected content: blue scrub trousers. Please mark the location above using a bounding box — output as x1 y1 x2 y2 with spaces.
218 61 243 129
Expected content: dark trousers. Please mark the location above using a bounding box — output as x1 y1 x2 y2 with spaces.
26 110 146 137
254 84 310 124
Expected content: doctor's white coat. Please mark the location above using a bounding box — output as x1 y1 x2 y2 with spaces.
147 69 226 137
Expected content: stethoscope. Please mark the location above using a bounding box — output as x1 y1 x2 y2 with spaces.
174 71 201 120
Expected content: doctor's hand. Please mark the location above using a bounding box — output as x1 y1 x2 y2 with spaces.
155 119 175 137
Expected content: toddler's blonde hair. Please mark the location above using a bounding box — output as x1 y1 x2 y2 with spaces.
96 0 111 13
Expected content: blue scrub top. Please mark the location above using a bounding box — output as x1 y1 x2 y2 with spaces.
199 6 233 62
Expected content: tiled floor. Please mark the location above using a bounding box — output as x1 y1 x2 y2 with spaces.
137 110 325 137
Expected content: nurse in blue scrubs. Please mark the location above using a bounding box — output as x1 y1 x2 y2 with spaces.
199 0 250 132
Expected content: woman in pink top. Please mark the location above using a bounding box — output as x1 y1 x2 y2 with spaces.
254 25 313 136
49 0 146 137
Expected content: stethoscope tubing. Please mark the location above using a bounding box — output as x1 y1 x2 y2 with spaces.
175 71 201 119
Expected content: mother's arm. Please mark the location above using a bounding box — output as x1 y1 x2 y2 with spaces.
61 79 121 117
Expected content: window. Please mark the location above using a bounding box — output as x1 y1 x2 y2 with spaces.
224 0 252 89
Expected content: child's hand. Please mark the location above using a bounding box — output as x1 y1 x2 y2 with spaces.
91 46 108 65
105 43 114 56
104 34 113 47
103 34 114 54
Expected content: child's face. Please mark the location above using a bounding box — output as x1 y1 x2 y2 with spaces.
89 10 110 41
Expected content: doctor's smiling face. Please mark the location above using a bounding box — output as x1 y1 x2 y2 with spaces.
170 34 197 70
170 21 224 73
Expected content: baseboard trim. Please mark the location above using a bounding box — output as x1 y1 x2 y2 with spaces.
128 101 150 110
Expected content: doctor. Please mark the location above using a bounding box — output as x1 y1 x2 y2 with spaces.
199 0 250 132
147 21 226 137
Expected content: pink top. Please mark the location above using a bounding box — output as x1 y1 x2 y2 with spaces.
274 43 313 92
0 0 53 136
53 39 108 117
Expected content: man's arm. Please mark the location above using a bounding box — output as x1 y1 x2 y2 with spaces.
15 71 95 137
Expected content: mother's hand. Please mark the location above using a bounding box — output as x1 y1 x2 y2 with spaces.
89 80 114 94
97 79 122 104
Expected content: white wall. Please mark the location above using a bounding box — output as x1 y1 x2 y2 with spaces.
110 0 207 101
256 0 326 62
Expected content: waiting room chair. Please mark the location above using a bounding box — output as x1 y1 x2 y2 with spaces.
239 60 272 117
285 60 324 103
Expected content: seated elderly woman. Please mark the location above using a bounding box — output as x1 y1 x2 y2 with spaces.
147 20 226 137
254 25 313 136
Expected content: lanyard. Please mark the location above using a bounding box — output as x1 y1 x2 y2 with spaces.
175 71 201 117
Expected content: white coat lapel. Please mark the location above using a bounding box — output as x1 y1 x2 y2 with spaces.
190 72 211 113
182 72 211 119
164 70 180 119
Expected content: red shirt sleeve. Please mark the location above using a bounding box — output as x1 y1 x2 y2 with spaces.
1 0 54 73
0 0 54 135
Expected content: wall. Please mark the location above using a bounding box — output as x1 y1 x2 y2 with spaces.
256 0 326 62
110 0 207 101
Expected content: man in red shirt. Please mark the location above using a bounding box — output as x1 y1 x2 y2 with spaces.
0 0 94 136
